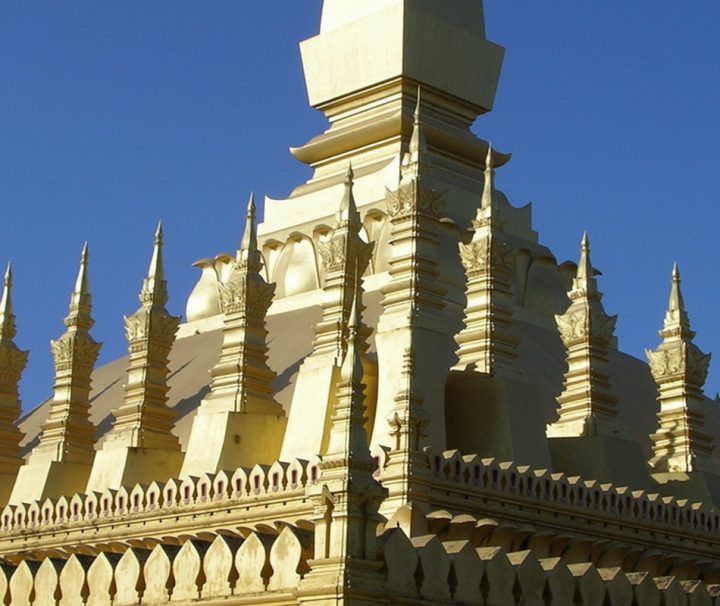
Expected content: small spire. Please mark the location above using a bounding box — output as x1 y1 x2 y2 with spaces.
67 242 93 327
141 222 167 305
480 142 495 210
237 193 262 272
74 242 90 296
337 162 361 228
668 262 685 314
0 262 15 340
408 86 427 160
241 193 257 253
572 231 598 296
340 267 363 384
660 262 692 340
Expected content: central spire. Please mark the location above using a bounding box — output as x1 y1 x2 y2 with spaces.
304 0 503 112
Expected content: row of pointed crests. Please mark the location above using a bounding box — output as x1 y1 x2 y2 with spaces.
1 529 719 605
2 449 717 545
0 220 171 374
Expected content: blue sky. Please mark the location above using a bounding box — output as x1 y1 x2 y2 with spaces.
1 2 719 411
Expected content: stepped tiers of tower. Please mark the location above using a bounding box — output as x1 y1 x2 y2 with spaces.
2 1 720 605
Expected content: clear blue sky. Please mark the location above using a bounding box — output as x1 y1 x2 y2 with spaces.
1 2 719 412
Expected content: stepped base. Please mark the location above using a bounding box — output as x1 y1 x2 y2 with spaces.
549 435 651 489
652 470 720 507
87 446 185 492
445 370 553 469
181 411 287 477
9 460 92 505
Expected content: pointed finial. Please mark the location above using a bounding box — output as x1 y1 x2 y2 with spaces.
237 192 262 271
0 262 15 340
75 242 90 295
659 261 692 339
575 230 592 285
140 223 168 306
480 142 495 210
337 162 361 228
340 265 363 384
408 86 427 159
1 262 11 310
148 220 164 280
668 262 685 313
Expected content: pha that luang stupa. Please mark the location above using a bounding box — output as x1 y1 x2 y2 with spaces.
1 1 720 604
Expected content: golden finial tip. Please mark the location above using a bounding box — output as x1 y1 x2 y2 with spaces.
485 142 494 170
247 192 256 215
345 162 354 183
4 262 11 285
155 220 163 238
414 86 422 120
81 241 89 262
581 230 589 250
672 262 680 281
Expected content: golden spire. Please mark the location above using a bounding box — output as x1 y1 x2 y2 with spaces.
573 230 599 298
237 193 262 272
208 196 280 414
660 262 693 341
32 243 101 465
325 269 372 466
480 142 495 210
547 233 620 439
140 221 167 305
646 264 714 473
456 144 519 376
105 224 181 451
0 262 28 477
407 87 427 166
0 263 16 343
336 163 362 230
315 163 374 363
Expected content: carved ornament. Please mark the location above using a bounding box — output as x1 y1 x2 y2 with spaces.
385 183 445 219
647 344 711 383
556 307 616 348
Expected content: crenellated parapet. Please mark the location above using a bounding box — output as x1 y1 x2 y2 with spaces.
647 265 716 475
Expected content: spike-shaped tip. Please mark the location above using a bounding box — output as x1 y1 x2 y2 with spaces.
74 242 90 295
667 262 687 315
576 231 592 284
485 142 494 171
0 262 14 330
408 86 427 159
147 221 164 280
141 222 168 305
340 265 363 384
240 193 258 254
337 162 361 227
481 142 496 210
